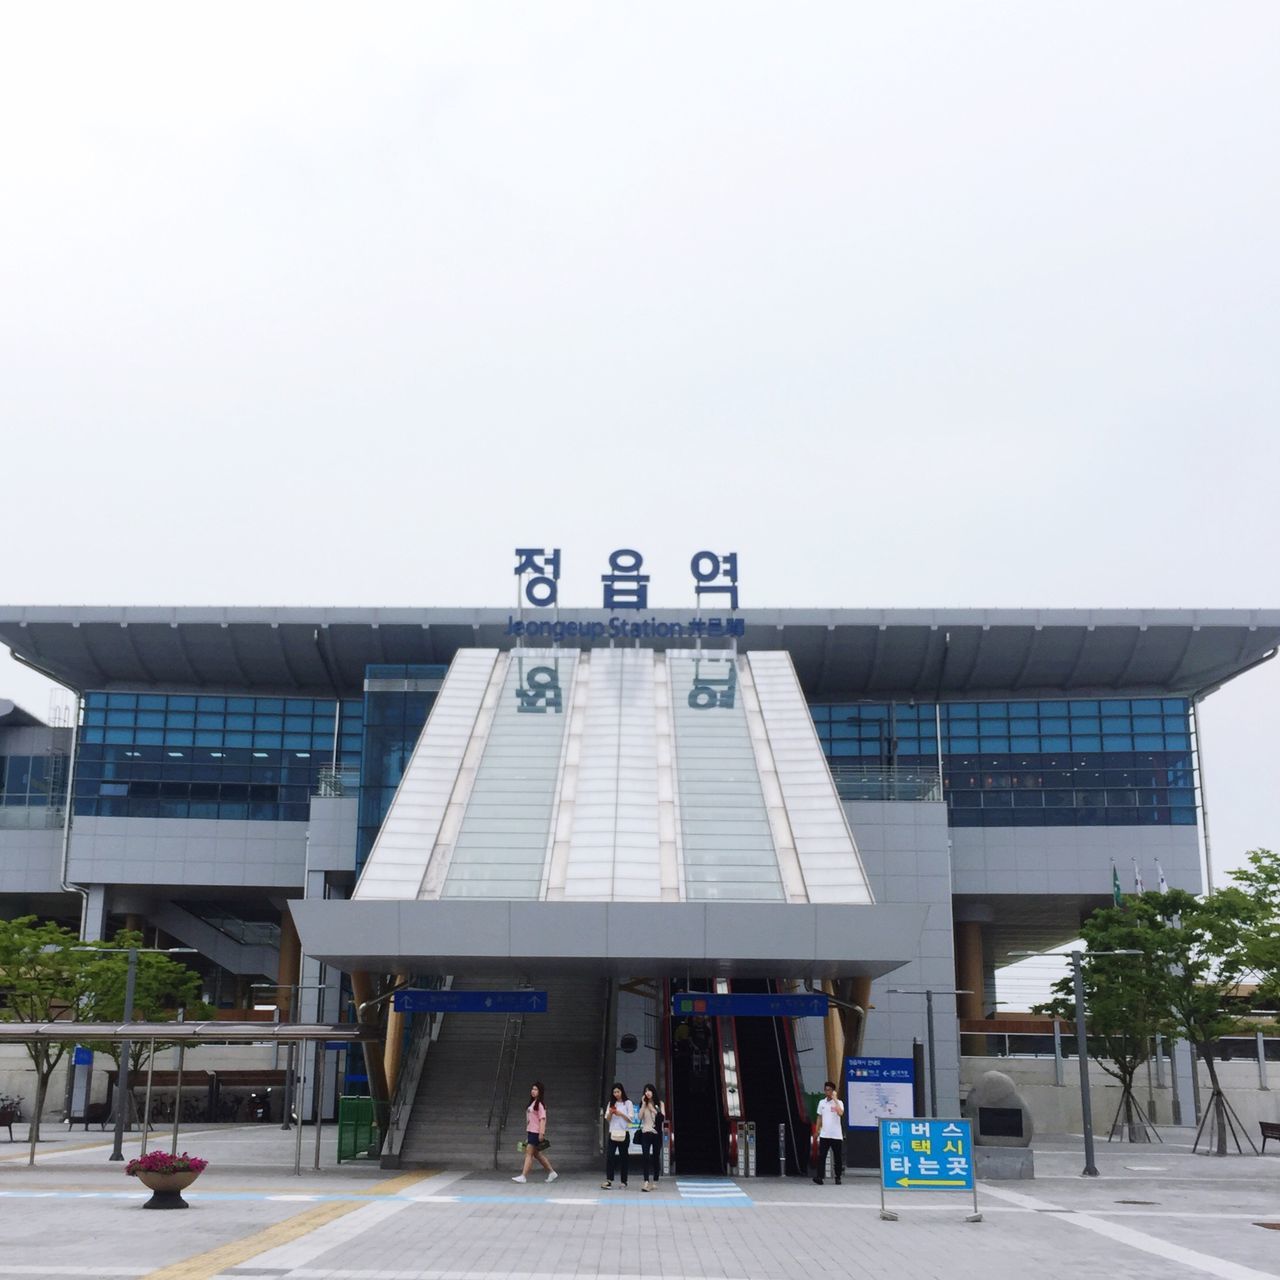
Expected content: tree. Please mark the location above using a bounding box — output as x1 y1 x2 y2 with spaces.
1034 900 1176 1141
78 931 208 1088
1131 887 1258 1155
0 916 94 1159
1229 847 1280 1005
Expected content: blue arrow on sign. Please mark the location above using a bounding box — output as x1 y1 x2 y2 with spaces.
393 989 548 1015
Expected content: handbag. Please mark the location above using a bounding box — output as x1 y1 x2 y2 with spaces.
536 1138 551 1151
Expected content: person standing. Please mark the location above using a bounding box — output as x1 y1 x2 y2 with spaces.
812 1080 844 1185
512 1081 557 1184
602 1082 634 1189
636 1083 665 1191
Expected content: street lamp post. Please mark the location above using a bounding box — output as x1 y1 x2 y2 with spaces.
112 946 139 1162
887 987 971 1118
73 945 198 1161
1013 948 1141 1177
250 982 329 1130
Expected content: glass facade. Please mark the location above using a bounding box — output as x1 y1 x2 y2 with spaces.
74 691 364 822
1 753 63 808
810 697 1196 827
356 666 445 866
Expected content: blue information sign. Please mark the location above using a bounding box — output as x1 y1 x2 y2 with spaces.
393 989 548 1015
670 992 828 1018
72 1046 92 1066
878 1118 975 1191
845 1056 915 1129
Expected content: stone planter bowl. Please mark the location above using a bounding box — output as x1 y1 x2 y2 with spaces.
135 1168 201 1209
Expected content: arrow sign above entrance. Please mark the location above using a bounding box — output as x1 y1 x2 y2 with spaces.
393 989 548 1015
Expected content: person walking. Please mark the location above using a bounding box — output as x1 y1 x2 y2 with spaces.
812 1080 844 1185
602 1082 634 1189
512 1081 557 1184
636 1083 665 1191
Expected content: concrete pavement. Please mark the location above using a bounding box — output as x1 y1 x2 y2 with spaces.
0 1124 1276 1279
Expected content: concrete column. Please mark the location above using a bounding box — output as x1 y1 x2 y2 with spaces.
384 1000 406 1100
80 885 109 942
954 920 985 1021
277 910 301 1021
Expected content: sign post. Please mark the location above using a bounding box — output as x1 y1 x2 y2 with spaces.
877 1117 981 1223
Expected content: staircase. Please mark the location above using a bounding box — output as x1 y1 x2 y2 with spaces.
398 974 610 1170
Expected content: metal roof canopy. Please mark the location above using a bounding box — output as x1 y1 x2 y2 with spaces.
2 606 1277 701
290 899 929 981
0 1021 371 1042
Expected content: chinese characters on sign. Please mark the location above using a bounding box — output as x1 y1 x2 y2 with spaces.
878 1118 974 1191
514 548 740 611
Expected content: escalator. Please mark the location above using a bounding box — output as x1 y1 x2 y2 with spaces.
668 983 729 1174
729 978 811 1176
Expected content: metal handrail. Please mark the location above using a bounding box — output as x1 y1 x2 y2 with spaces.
596 976 615 1155
488 1015 525 1167
487 1016 516 1130
381 975 448 1163
828 763 942 802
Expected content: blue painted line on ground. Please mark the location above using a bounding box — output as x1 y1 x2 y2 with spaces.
0 1186 757 1207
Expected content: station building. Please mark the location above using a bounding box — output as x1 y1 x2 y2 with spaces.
1 606 1276 1170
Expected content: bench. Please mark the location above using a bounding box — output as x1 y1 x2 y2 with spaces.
1260 1121 1280 1153
80 1101 110 1131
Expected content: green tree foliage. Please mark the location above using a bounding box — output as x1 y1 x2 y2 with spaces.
1229 847 1280 1004
1041 887 1257 1154
79 930 209 1075
1034 901 1176 1137
0 916 94 1154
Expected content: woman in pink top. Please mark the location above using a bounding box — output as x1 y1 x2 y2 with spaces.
512 1081 557 1183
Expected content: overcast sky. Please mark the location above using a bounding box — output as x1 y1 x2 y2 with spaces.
2 2 1277 921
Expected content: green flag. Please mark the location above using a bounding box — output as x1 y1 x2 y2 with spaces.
1112 863 1124 907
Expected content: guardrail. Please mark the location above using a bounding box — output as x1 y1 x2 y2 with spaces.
829 764 942 802
381 975 449 1165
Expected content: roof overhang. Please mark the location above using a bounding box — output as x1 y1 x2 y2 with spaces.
2 606 1278 701
290 899 929 980
0 1021 371 1043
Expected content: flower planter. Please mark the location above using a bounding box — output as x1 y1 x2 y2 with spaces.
136 1168 201 1210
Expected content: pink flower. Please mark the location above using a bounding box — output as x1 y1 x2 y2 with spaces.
124 1151 208 1176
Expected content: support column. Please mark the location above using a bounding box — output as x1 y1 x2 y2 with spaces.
277 911 301 1021
81 885 109 942
384 999 406 1100
954 920 985 1022
349 970 391 1118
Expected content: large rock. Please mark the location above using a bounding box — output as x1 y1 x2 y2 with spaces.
963 1070 1034 1148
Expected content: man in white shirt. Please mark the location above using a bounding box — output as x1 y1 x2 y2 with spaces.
812 1080 845 1185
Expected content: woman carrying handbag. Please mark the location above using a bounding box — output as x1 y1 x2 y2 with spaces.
602 1082 634 1189
636 1083 665 1191
512 1081 557 1184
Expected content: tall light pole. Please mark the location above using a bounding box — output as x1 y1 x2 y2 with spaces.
75 945 197 1161
887 987 971 1117
1013 948 1140 1177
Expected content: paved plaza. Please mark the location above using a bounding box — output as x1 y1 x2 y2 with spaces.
0 1124 1278 1280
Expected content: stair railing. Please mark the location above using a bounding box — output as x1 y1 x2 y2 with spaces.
381 975 448 1167
488 1014 525 1167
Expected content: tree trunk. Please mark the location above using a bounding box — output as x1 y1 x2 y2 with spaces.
27 1072 49 1168
1202 1050 1228 1156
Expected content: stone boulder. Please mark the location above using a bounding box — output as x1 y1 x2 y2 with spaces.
963 1070 1034 1148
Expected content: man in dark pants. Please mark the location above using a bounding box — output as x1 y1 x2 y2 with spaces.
812 1080 845 1184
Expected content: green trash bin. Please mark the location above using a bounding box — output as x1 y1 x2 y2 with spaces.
337 1095 381 1162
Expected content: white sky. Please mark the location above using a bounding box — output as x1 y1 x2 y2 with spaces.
1 2 1277 934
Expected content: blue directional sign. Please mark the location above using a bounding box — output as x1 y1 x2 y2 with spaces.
393 989 548 1015
878 1117 975 1192
671 992 828 1018
845 1056 915 1129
